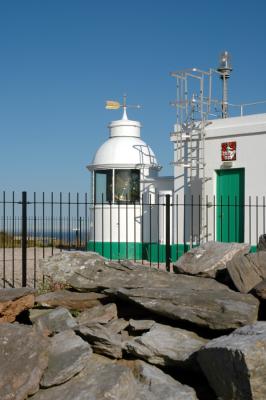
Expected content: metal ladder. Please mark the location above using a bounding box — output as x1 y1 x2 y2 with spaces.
170 69 212 245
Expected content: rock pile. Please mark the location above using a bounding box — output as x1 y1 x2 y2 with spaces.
1 241 266 400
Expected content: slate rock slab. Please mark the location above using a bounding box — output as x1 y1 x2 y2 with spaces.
41 330 92 387
78 323 123 359
31 363 138 400
30 308 53 320
253 279 266 299
0 287 35 322
39 251 106 284
35 289 106 310
118 359 199 400
227 251 266 293
198 321 266 400
41 251 232 292
128 319 155 333
108 286 259 330
124 323 206 367
31 306 77 334
257 234 266 251
0 323 49 400
105 317 129 333
173 241 250 278
77 303 117 325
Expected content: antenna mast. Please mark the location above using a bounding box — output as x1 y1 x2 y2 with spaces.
217 51 233 118
170 68 213 246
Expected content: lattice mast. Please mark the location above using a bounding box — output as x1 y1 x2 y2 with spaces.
170 53 233 245
170 68 213 244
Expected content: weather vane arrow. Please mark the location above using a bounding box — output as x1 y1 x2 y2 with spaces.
105 94 142 114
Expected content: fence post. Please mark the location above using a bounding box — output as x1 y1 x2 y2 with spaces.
21 191 27 287
165 194 171 272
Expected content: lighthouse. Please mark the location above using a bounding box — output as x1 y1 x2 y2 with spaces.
87 99 170 261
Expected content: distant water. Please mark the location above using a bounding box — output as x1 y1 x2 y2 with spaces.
6 230 89 241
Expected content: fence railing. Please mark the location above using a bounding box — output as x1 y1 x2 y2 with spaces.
1 191 265 288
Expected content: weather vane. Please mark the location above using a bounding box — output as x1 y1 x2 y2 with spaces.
105 94 142 119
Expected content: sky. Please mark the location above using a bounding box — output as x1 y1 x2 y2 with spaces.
0 0 266 195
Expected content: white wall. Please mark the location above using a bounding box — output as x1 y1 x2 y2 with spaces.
172 113 266 246
90 166 167 245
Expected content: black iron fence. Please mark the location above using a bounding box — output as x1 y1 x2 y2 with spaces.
1 192 90 288
1 191 265 288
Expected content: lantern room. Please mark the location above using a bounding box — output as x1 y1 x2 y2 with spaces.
90 106 159 204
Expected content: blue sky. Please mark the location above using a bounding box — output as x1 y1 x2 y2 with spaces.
0 0 265 194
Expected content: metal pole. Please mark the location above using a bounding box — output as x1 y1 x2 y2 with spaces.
223 74 229 118
3 191 6 288
21 191 27 287
165 194 171 272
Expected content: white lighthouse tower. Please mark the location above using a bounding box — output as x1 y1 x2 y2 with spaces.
87 98 163 260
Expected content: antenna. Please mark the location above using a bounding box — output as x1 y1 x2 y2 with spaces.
217 51 233 118
170 67 213 246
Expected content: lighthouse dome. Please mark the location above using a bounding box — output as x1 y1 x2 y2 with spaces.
88 111 160 170
91 136 158 168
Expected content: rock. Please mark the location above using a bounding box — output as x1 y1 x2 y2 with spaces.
77 323 123 358
89 352 116 365
124 323 206 367
118 359 199 400
39 251 106 284
39 252 259 330
227 251 266 293
40 330 92 387
105 317 129 333
30 363 138 400
35 290 106 310
129 319 155 333
0 323 49 400
77 303 117 325
41 251 232 292
173 241 250 278
31 307 77 334
0 287 35 323
198 321 266 400
253 279 266 299
257 234 266 251
121 330 130 341
29 308 53 320
108 285 259 330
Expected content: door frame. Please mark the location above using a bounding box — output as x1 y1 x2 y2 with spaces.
216 168 245 242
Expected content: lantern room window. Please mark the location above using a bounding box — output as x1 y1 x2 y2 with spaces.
94 170 112 203
114 169 140 203
94 169 140 203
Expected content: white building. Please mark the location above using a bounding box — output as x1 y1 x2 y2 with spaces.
87 107 172 261
87 57 266 262
171 112 266 257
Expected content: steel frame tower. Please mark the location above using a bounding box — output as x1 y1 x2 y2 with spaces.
170 68 213 245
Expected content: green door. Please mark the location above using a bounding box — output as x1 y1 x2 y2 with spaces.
216 168 245 242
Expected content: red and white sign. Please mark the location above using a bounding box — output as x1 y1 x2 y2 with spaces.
221 141 236 161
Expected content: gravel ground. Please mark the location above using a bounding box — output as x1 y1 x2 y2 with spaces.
0 247 61 288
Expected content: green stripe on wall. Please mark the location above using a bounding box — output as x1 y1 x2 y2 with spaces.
87 241 143 260
88 241 258 262
249 245 257 253
87 241 190 262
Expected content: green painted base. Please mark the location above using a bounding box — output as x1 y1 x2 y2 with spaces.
87 241 259 262
87 241 143 260
143 243 190 262
87 241 190 262
250 245 257 253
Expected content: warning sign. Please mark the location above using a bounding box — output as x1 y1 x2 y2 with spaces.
221 142 236 161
